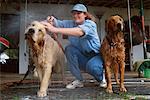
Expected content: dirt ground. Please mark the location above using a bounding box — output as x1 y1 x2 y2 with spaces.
0 72 150 100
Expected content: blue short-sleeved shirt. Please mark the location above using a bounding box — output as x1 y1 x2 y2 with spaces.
54 18 101 54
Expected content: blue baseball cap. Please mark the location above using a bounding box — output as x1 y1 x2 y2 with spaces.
71 4 87 12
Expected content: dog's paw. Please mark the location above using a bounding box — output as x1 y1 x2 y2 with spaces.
120 87 127 92
37 91 47 97
106 87 113 93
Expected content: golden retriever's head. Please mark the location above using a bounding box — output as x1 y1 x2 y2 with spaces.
25 21 46 44
106 15 124 33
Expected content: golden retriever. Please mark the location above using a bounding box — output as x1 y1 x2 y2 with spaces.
25 21 65 97
100 15 127 93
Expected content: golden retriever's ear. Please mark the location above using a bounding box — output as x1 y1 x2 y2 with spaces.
107 18 115 33
38 40 45 47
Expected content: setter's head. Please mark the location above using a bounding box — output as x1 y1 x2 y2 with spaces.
25 21 46 45
106 15 124 33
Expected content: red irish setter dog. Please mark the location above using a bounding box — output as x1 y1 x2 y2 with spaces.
100 15 127 93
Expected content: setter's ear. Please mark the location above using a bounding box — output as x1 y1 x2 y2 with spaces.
106 18 115 33
38 39 45 47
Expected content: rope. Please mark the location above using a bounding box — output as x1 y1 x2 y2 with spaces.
52 33 65 53
17 0 33 85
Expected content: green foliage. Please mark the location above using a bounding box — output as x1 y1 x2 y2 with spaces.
4 49 18 59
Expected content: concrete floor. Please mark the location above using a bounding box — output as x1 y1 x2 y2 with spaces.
0 71 150 100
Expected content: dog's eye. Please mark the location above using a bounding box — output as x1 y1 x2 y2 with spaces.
39 29 42 32
119 18 122 21
32 24 35 26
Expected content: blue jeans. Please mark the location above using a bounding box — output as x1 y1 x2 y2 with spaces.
65 45 104 82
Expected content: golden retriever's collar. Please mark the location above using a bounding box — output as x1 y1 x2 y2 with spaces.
106 35 124 48
106 36 116 47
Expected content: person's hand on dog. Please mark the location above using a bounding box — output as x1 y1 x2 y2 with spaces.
47 16 55 25
41 21 57 33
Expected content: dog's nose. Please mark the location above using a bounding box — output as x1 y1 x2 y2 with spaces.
28 28 35 34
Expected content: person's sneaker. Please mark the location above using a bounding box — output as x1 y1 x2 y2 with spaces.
66 80 84 89
99 73 107 88
99 81 107 88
